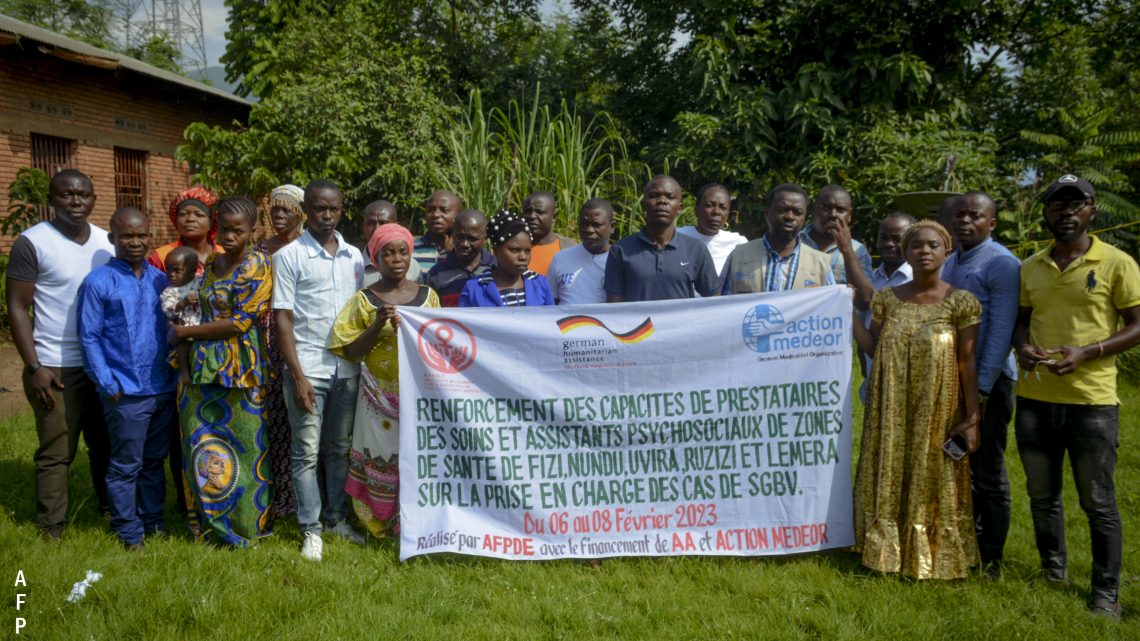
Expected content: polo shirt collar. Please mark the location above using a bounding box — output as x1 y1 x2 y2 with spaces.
302 229 350 259
636 228 678 250
1043 235 1106 269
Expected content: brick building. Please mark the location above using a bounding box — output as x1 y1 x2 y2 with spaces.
0 14 250 253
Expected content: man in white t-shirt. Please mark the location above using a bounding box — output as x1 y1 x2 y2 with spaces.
675 182 747 276
6 169 114 540
548 198 614 305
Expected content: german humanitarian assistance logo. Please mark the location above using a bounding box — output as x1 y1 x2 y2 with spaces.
556 315 654 344
417 318 477 373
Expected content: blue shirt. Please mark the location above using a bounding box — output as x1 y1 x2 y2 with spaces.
941 237 1021 394
798 230 873 286
459 269 555 307
77 259 177 398
604 229 720 302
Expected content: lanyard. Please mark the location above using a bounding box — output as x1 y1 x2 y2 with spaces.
764 236 800 291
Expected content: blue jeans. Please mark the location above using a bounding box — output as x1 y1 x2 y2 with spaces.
1015 397 1121 601
102 392 175 544
284 373 358 535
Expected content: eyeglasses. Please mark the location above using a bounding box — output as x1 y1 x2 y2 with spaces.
1046 199 1091 213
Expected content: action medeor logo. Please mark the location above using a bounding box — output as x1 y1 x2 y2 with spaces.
741 304 785 353
417 318 477 373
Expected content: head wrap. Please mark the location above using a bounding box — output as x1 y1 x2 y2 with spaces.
367 223 415 272
168 186 219 242
900 220 953 253
487 210 530 249
269 184 305 224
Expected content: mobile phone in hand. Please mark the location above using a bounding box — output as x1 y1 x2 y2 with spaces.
942 435 968 460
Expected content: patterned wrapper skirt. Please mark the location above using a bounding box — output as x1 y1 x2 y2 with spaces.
180 383 274 546
344 368 400 537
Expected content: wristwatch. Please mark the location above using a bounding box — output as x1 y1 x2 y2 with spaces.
25 362 42 374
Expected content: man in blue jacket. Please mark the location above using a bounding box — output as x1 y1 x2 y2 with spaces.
78 207 178 550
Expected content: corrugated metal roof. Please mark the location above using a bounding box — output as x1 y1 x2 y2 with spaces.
0 12 251 107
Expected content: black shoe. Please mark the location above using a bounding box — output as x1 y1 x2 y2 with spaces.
124 541 145 552
1090 596 1121 621
981 561 1002 580
39 524 64 541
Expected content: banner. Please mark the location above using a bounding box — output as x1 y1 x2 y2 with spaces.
397 286 855 561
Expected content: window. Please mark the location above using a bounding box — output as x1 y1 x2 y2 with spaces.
114 147 147 211
30 133 76 220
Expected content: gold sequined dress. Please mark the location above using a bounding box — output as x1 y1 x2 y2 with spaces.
855 287 981 579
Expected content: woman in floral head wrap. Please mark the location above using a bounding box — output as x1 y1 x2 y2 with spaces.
327 223 440 536
147 186 223 274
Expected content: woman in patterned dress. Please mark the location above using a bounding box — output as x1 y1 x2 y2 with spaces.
853 220 982 579
328 223 439 536
169 197 274 546
253 184 304 518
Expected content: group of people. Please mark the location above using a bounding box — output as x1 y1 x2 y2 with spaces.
7 169 1137 620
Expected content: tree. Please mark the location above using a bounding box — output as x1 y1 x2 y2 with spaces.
179 2 454 221
0 0 116 49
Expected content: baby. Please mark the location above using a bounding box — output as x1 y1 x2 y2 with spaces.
161 247 201 326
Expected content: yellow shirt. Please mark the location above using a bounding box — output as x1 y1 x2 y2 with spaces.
1018 236 1140 405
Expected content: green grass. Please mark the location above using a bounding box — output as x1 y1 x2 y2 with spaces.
3 376 1139 640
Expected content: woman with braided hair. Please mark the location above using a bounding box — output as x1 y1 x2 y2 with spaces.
459 210 554 307
852 219 982 579
168 197 275 546
148 186 224 274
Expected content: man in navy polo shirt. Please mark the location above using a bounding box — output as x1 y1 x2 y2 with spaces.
604 175 719 302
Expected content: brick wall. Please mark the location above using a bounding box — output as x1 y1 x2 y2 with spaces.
0 45 249 254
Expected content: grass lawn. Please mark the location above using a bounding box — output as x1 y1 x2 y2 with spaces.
2 373 1138 640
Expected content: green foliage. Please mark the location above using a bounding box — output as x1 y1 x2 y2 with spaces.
3 167 49 236
0 0 117 49
2 0 186 75
179 3 454 219
122 33 182 73
438 88 649 239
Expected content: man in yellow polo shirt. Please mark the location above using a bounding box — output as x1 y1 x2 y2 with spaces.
1013 174 1140 620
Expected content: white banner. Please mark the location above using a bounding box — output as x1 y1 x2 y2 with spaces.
397 286 855 560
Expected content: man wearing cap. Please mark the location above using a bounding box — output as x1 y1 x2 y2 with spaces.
1013 174 1140 619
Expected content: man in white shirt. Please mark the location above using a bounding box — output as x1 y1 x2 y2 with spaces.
675 182 747 276
6 169 114 539
859 212 914 400
273 180 366 560
549 198 614 305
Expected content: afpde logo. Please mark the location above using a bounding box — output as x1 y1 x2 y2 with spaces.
418 319 477 373
742 303 845 354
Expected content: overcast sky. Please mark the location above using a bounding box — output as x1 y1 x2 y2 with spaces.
201 0 226 68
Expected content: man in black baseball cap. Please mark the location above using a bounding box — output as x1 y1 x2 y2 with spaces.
1014 172 1140 620
1040 174 1095 203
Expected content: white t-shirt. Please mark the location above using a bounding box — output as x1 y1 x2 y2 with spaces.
676 226 748 275
8 221 114 367
548 245 608 305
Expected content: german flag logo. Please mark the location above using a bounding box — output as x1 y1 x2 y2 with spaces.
556 315 654 344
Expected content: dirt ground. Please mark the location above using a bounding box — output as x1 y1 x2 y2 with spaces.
0 343 31 419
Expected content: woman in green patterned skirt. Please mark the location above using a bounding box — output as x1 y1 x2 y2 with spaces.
169 197 274 546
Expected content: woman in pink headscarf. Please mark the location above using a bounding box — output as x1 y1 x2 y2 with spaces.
148 186 224 274
327 223 439 537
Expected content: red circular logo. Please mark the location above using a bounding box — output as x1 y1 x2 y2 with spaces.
417 319 477 373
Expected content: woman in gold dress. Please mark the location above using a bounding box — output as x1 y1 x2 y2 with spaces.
853 220 982 579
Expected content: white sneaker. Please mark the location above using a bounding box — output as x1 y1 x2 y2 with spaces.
300 531 323 561
326 520 366 545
